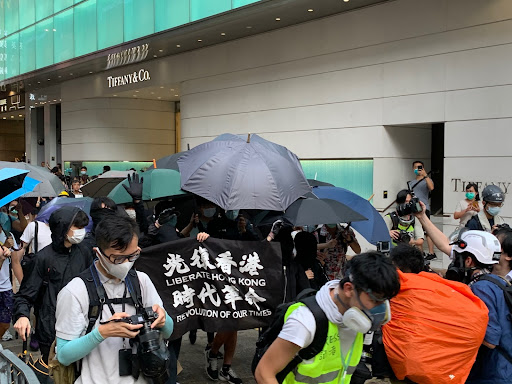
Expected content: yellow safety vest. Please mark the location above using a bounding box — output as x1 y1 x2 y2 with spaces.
391 222 415 247
282 303 364 384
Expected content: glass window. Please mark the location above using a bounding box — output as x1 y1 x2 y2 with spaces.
54 0 73 13
300 160 374 200
36 18 54 69
97 0 123 49
5 0 19 35
36 1 54 22
74 0 97 56
0 3 4 38
0 42 4 82
155 0 189 32
20 25 35 74
6 33 20 78
124 0 154 42
190 0 230 21
19 0 35 29
54 9 73 63
232 0 259 8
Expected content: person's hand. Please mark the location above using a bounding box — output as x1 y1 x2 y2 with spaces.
150 304 166 329
4 237 14 250
305 269 314 280
326 238 338 248
0 246 11 260
389 230 400 240
197 232 209 242
413 201 428 220
98 312 143 339
316 251 326 264
271 220 284 236
190 213 197 225
122 174 143 202
14 317 31 341
238 217 247 233
193 213 199 224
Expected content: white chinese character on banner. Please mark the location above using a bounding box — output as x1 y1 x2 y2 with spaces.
190 246 216 270
239 252 264 276
222 285 243 310
163 253 190 277
215 251 237 275
172 284 196 308
198 282 221 307
245 287 267 310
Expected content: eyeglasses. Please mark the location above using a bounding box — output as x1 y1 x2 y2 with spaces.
364 289 389 304
97 248 141 265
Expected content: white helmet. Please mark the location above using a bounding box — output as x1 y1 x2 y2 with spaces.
452 230 501 265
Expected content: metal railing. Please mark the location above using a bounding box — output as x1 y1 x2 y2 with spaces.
0 345 40 384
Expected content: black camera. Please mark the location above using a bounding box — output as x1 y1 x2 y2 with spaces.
396 231 412 244
117 307 170 384
396 195 422 217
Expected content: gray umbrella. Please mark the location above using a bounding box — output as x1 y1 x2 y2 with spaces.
148 151 187 171
0 162 63 197
81 170 134 197
178 134 311 211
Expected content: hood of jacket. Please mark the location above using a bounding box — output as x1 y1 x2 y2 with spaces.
49 205 81 253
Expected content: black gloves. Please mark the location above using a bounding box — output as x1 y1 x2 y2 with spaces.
122 173 143 201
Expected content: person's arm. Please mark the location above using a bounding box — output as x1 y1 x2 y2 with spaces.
453 201 467 220
414 202 451 255
317 239 337 250
420 169 434 191
133 200 149 235
471 283 500 349
11 244 27 283
180 214 196 238
255 338 302 384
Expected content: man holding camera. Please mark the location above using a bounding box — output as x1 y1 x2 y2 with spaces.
408 161 435 259
384 190 424 250
55 215 174 383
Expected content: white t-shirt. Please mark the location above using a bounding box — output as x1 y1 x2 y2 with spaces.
55 267 164 384
20 221 53 253
278 290 359 359
454 199 483 226
0 231 17 292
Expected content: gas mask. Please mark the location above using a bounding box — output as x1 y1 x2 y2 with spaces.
445 252 475 283
337 290 391 334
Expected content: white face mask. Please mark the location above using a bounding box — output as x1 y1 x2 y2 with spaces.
67 228 86 244
125 209 137 220
97 250 135 280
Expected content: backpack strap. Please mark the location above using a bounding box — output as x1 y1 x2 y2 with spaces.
276 295 328 382
34 221 39 254
388 212 399 231
476 274 512 313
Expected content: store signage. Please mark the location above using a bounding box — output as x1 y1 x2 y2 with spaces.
107 69 151 88
451 178 510 193
106 44 149 70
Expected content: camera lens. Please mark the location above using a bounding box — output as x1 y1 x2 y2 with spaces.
138 322 161 353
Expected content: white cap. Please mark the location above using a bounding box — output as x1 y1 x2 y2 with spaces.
452 230 501 265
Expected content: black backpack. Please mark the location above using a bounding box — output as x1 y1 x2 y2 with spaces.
79 265 143 334
251 289 328 383
20 221 39 278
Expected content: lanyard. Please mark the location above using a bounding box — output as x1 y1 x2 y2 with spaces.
339 336 357 383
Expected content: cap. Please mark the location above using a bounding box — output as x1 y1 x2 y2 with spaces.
452 230 501 265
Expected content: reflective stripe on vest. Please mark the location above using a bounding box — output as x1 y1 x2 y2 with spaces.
282 303 363 384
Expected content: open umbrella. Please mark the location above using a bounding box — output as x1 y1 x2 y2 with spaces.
312 186 390 245
108 169 185 204
36 197 94 231
81 170 135 198
279 198 367 227
0 169 41 207
0 161 63 197
307 179 334 187
148 151 187 171
178 133 311 211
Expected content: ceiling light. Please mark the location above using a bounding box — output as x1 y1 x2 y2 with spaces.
10 116 14 118
53 100 56 102
89 71 93 74
176 44 181 48
47 78 50 81
171 88 174 91
133 95 137 97
44 29 48 32
197 39 202 42
113 95 117 97
53 28 56 31
221 32 226 36
157 97 161 99
344 0 349 2
150 92 155 95
70 73 73 75
2 117 5 120
160 86 164 89
174 94 179 97
135 90 139 93
275 17 281 21
58 76 61 78
159 49 163 52
246 26 252 29
28 83 31 86
37 81 40 84
153 55 157 58
19 114 23 117
308 9 314 12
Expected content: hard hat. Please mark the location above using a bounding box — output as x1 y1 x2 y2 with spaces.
482 185 505 203
452 230 501 265
58 191 69 197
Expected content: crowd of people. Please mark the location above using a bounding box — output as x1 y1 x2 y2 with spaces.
0 159 509 384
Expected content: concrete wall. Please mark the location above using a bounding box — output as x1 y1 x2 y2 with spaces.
61 98 175 161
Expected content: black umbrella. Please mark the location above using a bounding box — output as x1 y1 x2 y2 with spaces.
307 179 334 187
283 198 367 226
148 151 186 171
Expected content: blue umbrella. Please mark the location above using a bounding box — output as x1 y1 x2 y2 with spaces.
0 168 41 207
312 186 390 245
36 197 94 232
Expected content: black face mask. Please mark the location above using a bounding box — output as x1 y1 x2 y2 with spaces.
445 252 475 284
90 208 117 228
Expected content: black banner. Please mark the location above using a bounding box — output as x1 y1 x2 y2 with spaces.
135 238 283 339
